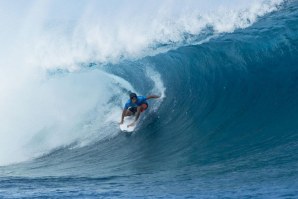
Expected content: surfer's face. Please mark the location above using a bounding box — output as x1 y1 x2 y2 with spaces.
131 97 137 103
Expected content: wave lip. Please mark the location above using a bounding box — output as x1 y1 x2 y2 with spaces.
0 0 284 71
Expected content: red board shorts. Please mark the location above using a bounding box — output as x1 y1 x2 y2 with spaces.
140 103 148 112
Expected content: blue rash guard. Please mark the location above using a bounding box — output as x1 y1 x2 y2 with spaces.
124 96 147 110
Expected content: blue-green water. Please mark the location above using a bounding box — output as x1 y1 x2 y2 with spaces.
1 0 298 198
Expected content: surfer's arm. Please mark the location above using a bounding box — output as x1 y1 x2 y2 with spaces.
120 102 130 124
120 109 126 124
146 95 160 100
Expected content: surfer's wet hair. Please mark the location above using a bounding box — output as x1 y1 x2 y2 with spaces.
130 92 137 99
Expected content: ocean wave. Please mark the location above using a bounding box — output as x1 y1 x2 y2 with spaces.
0 0 292 168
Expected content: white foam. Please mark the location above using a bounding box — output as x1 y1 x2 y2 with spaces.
0 0 284 70
0 69 135 165
147 67 166 95
146 67 166 113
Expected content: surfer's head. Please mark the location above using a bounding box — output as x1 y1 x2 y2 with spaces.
130 92 137 103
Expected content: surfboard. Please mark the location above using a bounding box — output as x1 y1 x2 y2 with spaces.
119 116 136 132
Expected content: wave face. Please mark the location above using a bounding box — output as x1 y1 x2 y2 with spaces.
1 0 298 198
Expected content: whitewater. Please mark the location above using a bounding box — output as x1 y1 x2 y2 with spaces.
0 0 298 198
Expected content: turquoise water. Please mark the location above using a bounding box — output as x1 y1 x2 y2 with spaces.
0 0 298 198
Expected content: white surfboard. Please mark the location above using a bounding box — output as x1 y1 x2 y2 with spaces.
119 116 136 132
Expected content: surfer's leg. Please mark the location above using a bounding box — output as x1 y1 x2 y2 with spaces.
137 106 142 112
134 106 143 121
126 107 137 116
140 103 148 112
124 110 133 117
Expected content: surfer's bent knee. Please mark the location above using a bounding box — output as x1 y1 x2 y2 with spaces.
125 110 133 116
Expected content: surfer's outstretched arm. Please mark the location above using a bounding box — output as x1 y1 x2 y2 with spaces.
146 95 160 100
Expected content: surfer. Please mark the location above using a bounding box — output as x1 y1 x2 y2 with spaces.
120 93 160 127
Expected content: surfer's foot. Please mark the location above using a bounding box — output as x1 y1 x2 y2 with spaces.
128 122 136 127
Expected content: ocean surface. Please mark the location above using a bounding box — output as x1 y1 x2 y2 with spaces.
0 0 298 198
